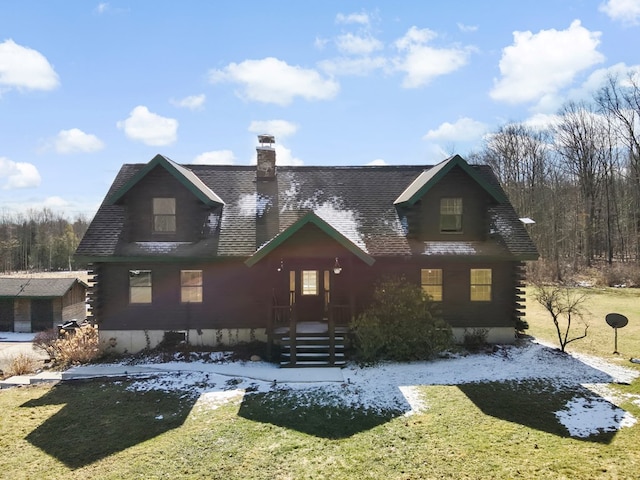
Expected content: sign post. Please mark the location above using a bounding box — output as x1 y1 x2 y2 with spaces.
605 313 628 355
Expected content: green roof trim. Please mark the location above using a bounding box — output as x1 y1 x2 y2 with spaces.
245 212 376 267
393 154 507 207
106 154 225 206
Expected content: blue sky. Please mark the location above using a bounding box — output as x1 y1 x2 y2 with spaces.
1 0 639 219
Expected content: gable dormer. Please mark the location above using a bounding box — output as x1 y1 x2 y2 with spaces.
394 155 506 241
106 154 225 242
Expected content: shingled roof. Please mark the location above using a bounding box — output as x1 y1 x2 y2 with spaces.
0 278 86 298
75 156 538 261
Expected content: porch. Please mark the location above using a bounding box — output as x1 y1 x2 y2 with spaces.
268 304 352 367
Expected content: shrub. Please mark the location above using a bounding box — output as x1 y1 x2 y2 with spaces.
34 324 102 368
462 328 489 351
5 353 39 376
33 329 59 358
599 262 640 287
350 277 453 363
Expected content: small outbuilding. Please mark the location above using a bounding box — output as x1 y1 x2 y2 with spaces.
0 278 87 333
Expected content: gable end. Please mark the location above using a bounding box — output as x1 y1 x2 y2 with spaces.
394 155 507 207
106 154 225 207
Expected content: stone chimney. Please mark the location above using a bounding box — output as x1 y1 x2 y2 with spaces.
256 134 276 180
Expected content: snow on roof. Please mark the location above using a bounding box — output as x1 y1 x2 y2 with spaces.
134 242 192 254
311 199 367 252
238 193 273 218
424 242 477 255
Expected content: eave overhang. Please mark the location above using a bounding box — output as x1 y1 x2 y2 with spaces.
106 154 225 207
394 154 507 207
245 212 375 267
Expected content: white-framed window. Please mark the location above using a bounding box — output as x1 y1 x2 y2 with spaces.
301 270 319 296
470 268 492 301
421 268 443 301
153 197 176 233
130 270 152 304
181 270 203 303
440 197 463 233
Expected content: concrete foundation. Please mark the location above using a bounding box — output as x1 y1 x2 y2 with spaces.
99 328 268 354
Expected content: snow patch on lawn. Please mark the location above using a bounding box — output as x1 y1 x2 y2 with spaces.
116 340 640 437
555 396 637 438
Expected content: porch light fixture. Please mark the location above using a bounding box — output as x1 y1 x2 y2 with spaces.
277 258 284 272
333 257 342 275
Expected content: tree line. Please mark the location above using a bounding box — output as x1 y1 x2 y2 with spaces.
0 209 89 273
471 70 640 283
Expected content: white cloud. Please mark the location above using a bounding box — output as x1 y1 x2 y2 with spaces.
95 2 109 14
457 23 479 33
335 33 383 55
43 196 70 208
0 39 59 92
314 36 330 50
248 120 298 138
0 157 41 189
209 57 339 106
336 12 370 25
318 56 387 76
54 128 104 154
572 62 640 97
170 94 206 110
193 150 236 165
424 117 488 142
522 113 563 130
366 159 387 166
117 106 178 146
273 144 303 166
600 0 640 25
490 20 605 104
394 26 471 88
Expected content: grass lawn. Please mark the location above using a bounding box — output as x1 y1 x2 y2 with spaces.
0 287 638 479
525 286 640 365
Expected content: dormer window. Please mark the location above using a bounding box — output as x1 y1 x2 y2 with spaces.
153 197 176 233
440 197 462 233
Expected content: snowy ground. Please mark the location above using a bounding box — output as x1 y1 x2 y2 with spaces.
111 339 640 439
3 329 638 438
0 332 37 342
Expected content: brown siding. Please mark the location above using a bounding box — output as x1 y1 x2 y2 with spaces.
414 165 495 241
122 166 211 242
98 261 267 331
342 257 517 330
95 222 519 337
62 282 86 307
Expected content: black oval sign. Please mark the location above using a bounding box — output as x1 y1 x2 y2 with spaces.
606 313 628 329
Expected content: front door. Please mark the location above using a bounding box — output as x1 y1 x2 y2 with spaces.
290 269 330 323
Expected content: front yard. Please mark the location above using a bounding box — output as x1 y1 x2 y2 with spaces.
0 286 639 479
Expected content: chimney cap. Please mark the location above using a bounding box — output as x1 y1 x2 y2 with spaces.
258 134 275 145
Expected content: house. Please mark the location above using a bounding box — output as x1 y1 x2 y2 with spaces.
0 277 87 332
75 135 538 365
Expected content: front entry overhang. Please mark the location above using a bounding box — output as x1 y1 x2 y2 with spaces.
244 211 375 268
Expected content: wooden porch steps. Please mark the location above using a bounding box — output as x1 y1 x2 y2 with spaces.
278 332 347 368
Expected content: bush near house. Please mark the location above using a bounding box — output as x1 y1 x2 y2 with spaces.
5 353 39 377
34 324 102 369
350 277 453 362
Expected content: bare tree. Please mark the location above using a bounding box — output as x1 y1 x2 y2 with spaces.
553 101 608 267
595 71 640 260
533 285 589 353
